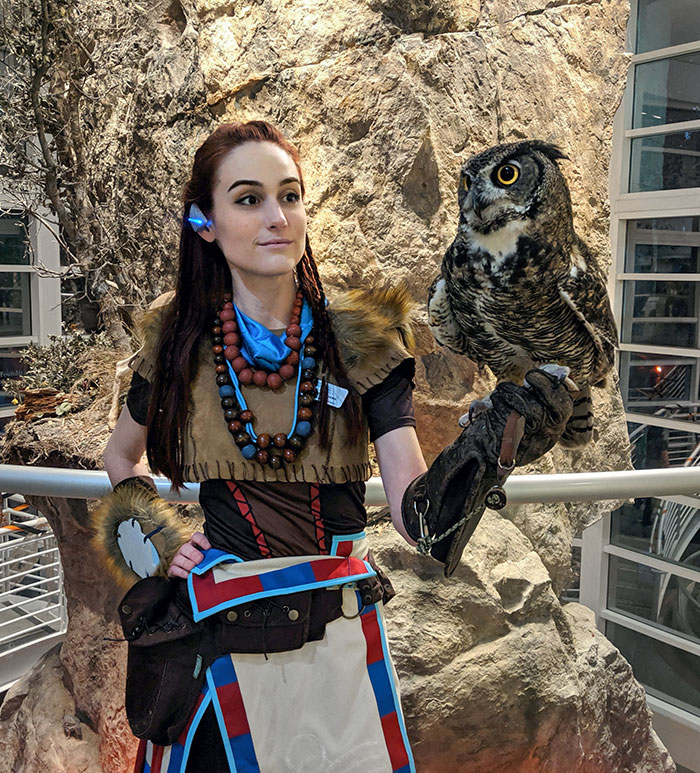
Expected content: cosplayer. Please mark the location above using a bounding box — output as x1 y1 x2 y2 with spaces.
97 121 574 773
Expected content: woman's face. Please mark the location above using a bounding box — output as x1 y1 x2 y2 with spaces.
199 141 307 282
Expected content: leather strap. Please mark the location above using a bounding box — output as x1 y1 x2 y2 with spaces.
497 411 526 481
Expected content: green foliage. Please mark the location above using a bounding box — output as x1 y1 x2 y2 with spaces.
3 330 110 400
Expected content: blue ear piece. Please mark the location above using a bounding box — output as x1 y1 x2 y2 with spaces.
187 203 212 233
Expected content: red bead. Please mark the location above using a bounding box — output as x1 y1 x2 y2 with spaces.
222 301 233 310
253 370 268 387
257 433 271 449
212 326 222 335
231 356 248 371
222 320 237 334
283 448 297 463
240 409 253 422
266 373 283 390
300 381 314 393
219 309 235 321
239 368 253 385
279 364 295 380
289 318 300 327
224 348 238 362
212 345 223 355
256 450 269 465
286 351 299 366
286 324 302 337
273 433 287 448
298 407 312 420
215 364 227 374
223 333 240 347
228 420 242 433
285 337 301 351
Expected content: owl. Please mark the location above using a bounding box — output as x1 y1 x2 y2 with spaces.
428 140 618 447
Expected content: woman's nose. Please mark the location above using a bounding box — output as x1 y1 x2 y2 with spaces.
265 199 288 229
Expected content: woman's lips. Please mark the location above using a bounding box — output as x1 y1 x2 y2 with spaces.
258 239 292 246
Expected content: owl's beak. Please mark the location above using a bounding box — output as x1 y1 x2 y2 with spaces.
470 190 488 221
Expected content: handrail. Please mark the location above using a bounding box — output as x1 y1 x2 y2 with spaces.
1 464 699 506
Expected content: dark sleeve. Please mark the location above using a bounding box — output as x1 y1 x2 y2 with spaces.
361 359 417 443
125 371 151 426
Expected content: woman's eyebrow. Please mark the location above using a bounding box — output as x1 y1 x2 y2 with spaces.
227 176 300 193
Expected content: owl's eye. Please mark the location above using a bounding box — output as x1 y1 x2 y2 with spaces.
462 174 471 191
494 163 520 186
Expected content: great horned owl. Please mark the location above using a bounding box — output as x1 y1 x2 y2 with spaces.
428 140 618 447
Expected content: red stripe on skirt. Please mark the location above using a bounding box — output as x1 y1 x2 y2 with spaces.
133 739 147 772
226 481 272 557
309 483 327 553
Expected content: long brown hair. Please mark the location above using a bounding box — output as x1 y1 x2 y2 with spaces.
146 121 362 487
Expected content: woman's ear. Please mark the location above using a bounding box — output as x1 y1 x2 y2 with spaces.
187 203 215 241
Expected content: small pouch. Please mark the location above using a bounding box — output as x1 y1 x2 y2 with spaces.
119 576 213 746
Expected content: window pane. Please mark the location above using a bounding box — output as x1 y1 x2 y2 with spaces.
0 214 30 265
606 620 700 716
608 555 700 644
633 53 700 128
0 273 32 337
629 129 700 192
611 493 700 571
621 280 697 349
625 216 700 273
620 352 696 416
636 0 700 54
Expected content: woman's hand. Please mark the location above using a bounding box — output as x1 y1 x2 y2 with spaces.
167 532 212 579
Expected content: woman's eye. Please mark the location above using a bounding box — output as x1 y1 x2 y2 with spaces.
283 191 301 203
236 194 259 206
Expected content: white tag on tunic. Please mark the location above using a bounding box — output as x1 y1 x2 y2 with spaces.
315 380 348 408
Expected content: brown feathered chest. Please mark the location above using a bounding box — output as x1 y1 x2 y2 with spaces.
128 287 414 485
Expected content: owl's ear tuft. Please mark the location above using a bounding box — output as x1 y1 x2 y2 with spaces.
531 140 569 163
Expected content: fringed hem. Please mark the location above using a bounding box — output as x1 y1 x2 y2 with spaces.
349 347 414 396
127 351 155 382
181 460 372 485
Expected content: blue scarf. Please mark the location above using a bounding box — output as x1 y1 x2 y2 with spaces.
235 297 313 371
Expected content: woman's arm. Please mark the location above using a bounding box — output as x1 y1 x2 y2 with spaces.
373 426 427 545
103 405 210 578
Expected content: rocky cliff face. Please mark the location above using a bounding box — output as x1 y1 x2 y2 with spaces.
0 0 670 770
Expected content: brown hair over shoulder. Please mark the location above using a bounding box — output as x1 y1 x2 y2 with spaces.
146 121 362 488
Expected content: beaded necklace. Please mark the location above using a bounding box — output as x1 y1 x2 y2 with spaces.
211 291 320 469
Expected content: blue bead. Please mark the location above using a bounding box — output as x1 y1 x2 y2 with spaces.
296 421 312 437
241 444 257 459
219 385 235 398
301 357 316 370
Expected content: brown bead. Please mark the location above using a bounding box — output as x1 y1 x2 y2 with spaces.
223 333 239 347
253 370 268 387
231 356 248 371
212 345 223 355
215 364 227 374
255 450 269 465
222 320 237 334
285 336 301 351
266 373 283 390
279 364 295 380
239 368 253 385
257 433 271 449
300 381 315 394
282 448 297 463
299 393 314 407
240 409 253 422
269 455 283 470
212 326 222 336
305 335 314 344
234 431 251 447
228 420 242 433
304 344 318 356
287 351 299 366
269 446 283 457
273 433 287 448
219 309 235 321
286 324 302 337
297 407 313 421
288 434 305 451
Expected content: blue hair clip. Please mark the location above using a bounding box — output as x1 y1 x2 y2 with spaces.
187 203 212 233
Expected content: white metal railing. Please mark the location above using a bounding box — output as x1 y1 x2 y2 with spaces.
3 463 700 506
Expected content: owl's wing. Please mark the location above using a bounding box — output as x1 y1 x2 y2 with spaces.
557 239 618 384
428 273 471 354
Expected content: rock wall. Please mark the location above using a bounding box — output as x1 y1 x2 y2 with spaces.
0 0 669 770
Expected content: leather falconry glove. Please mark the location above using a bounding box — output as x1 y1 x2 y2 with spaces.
401 366 575 577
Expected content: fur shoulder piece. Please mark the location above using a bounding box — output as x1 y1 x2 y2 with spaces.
329 285 416 394
91 484 189 589
128 290 176 381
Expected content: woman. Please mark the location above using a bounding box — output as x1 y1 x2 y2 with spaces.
101 120 573 773
103 120 427 773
